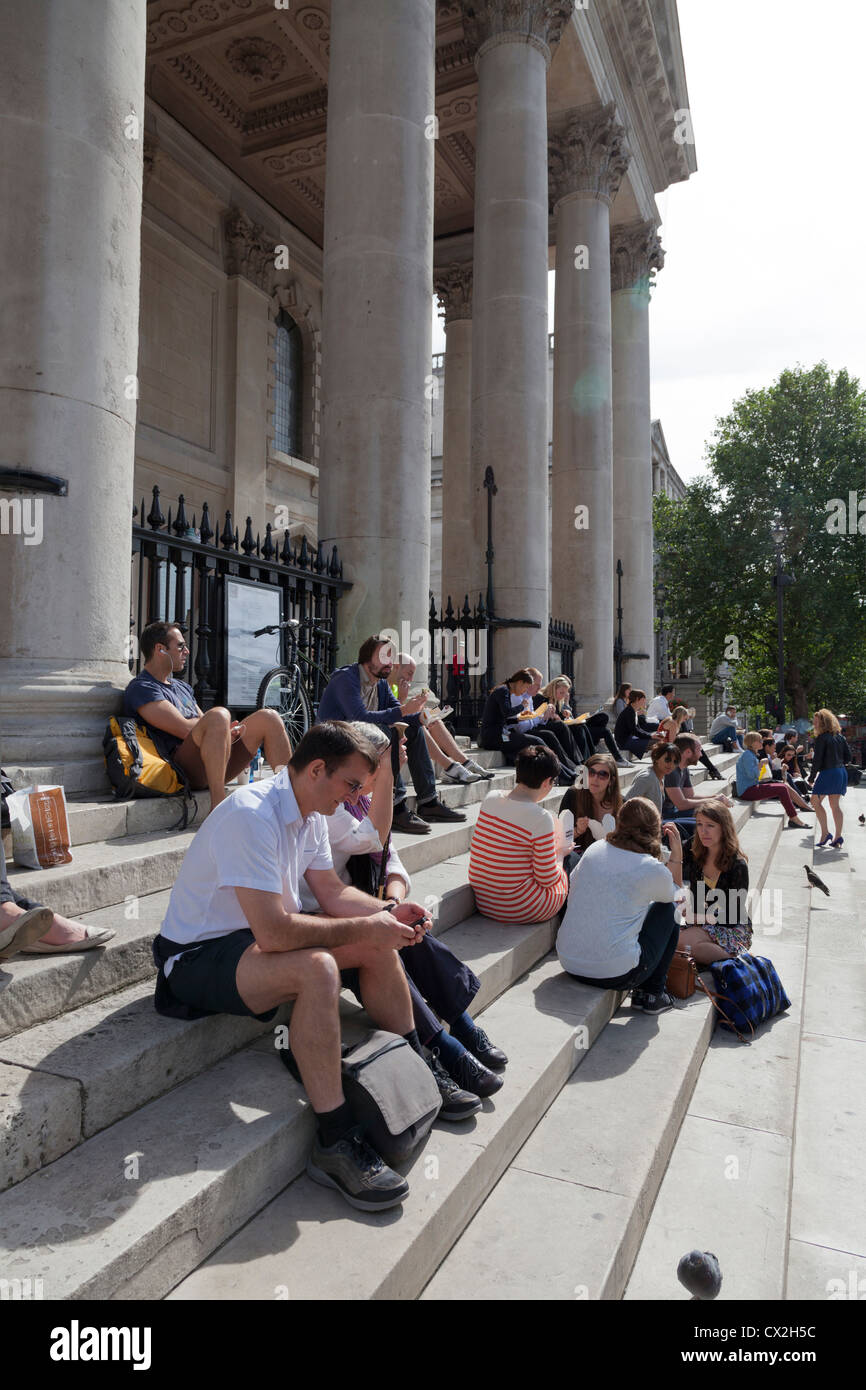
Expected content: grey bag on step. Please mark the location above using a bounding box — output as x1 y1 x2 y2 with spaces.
339 1030 442 1165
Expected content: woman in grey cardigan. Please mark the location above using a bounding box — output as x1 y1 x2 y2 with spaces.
625 743 681 814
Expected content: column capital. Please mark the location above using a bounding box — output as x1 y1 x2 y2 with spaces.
549 103 630 209
610 219 664 296
434 262 473 323
222 207 274 292
461 1 574 67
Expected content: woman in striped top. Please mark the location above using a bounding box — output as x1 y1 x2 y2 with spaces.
469 745 569 923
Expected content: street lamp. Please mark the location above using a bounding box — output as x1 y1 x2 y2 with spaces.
770 517 789 725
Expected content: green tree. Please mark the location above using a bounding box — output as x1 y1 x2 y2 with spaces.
654 364 866 721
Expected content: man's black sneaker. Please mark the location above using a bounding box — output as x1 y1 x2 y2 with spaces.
447 1048 504 1098
427 1050 482 1121
632 989 675 1015
450 1021 508 1072
417 797 467 823
306 1127 409 1211
392 805 432 835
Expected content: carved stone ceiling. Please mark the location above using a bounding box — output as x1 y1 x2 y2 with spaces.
146 0 482 245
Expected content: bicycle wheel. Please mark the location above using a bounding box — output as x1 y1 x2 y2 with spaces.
256 666 313 750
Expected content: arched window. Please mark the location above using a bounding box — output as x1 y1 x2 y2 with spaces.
274 309 303 457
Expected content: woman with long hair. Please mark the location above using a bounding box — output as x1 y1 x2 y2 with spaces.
478 668 577 784
556 797 684 1014
678 800 752 964
558 752 623 856
541 675 629 767
613 688 664 759
735 731 812 829
612 682 632 719
810 708 850 848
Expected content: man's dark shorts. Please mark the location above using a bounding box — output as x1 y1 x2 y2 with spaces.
163 928 277 1022
156 928 361 1023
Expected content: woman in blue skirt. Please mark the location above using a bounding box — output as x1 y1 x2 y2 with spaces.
810 708 850 848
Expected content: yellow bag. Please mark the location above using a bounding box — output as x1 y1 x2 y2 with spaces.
103 717 196 828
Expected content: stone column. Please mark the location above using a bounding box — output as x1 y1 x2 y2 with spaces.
318 0 436 668
223 208 273 530
463 0 574 679
549 105 628 708
0 0 146 790
610 219 664 695
433 262 476 609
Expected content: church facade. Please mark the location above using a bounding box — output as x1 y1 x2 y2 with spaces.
0 0 695 790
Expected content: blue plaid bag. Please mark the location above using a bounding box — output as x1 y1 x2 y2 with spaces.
699 953 791 1043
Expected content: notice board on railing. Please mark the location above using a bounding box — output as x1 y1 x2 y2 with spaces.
224 576 282 709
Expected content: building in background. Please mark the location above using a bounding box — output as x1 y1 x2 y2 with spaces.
1 0 696 789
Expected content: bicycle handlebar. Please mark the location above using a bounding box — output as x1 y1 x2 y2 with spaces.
253 618 332 638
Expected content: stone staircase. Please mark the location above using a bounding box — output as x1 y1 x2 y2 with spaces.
0 740 756 1300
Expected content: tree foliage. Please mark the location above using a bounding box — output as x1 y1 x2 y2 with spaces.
654 364 866 719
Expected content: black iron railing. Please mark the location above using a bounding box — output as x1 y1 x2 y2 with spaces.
428 594 579 735
131 486 349 711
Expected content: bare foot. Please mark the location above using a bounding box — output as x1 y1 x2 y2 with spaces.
37 913 89 946
0 902 88 947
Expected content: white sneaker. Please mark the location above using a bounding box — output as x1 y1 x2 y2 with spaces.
443 762 482 785
464 757 495 780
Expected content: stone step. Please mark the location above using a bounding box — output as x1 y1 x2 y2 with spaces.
0 897 558 1190
0 935 578 1298
166 955 624 1302
3 774 512 921
0 846 484 1041
4 750 737 918
0 761 739 1037
624 805 815 1301
419 801 783 1300
8 758 512 857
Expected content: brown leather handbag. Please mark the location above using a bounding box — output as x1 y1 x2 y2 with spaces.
666 948 697 999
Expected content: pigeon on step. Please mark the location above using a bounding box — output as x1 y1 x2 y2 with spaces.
859 813 865 825
804 865 830 896
677 1250 722 1299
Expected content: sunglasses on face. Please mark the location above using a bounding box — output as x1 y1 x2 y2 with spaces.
588 769 610 780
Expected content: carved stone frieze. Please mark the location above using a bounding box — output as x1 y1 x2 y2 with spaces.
223 207 275 291
147 0 255 49
166 54 244 128
291 176 325 213
263 139 328 175
434 262 473 323
610 220 664 296
548 103 630 208
225 36 287 84
443 130 476 174
461 1 575 61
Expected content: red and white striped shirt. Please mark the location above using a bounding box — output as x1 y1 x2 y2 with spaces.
469 792 568 923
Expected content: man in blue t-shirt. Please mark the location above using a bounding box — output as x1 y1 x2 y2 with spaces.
124 622 292 808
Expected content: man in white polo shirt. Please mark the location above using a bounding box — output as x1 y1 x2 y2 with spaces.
153 720 434 1213
646 684 676 722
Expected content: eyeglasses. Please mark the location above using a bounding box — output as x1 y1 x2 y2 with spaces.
587 769 610 780
341 777 364 796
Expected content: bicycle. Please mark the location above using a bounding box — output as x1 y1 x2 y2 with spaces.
254 616 332 746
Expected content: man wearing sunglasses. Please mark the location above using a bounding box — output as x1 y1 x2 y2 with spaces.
152 720 434 1213
124 621 292 808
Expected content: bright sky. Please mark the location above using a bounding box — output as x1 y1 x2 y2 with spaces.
432 1 866 485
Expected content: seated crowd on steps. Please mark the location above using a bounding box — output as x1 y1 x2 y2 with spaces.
1 631 844 1219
